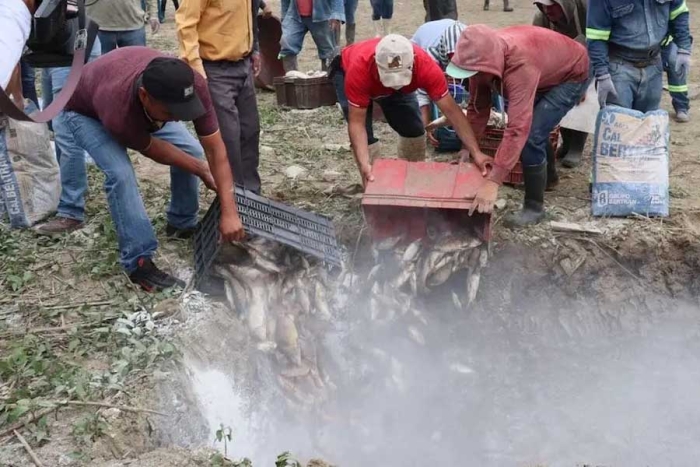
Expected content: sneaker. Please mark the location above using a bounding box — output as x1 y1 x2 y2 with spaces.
35 217 84 236
129 257 185 292
165 223 199 239
675 110 690 123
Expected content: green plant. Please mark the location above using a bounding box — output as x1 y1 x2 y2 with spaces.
276 452 302 467
71 413 108 444
215 424 233 458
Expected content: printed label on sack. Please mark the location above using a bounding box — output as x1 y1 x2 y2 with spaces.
592 106 669 217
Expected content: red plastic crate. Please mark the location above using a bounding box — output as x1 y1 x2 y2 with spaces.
479 127 560 186
362 159 492 243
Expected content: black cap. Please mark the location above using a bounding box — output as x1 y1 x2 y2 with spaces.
142 57 205 121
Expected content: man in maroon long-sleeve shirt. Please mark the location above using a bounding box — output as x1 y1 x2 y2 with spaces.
447 24 589 226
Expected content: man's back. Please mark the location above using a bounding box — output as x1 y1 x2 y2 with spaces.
88 0 148 31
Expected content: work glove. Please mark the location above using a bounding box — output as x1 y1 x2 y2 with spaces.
596 74 618 109
676 49 691 79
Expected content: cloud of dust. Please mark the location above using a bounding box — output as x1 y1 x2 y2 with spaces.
182 259 700 467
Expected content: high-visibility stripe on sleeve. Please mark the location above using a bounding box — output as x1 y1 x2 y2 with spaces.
668 84 688 93
586 28 611 41
670 1 689 21
661 35 674 46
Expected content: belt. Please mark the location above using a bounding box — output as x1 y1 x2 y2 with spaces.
609 43 661 68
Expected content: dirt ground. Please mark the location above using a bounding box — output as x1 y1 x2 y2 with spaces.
2 1 700 466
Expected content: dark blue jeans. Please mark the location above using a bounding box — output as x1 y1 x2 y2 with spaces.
521 80 589 167
661 42 690 113
344 0 358 24
158 0 180 23
370 0 393 20
20 60 39 109
98 28 147 54
333 67 424 144
607 57 663 113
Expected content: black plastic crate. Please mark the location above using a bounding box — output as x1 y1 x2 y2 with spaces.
193 187 343 286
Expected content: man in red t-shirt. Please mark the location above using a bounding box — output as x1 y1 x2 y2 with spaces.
55 47 245 292
330 34 489 184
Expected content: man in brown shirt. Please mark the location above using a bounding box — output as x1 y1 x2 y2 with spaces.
176 0 263 194
56 47 245 291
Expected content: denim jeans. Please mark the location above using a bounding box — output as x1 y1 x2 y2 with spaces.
607 57 663 113
20 60 39 109
344 0 358 24
158 0 180 23
370 0 393 20
333 68 424 144
661 42 690 113
42 37 102 222
280 16 336 60
58 112 204 273
521 80 588 167
98 28 147 54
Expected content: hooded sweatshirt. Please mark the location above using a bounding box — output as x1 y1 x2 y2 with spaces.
451 24 588 185
532 0 587 45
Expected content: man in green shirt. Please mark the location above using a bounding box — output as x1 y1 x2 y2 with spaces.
88 0 160 54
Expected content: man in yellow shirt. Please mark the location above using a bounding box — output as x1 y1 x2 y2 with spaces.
176 0 262 193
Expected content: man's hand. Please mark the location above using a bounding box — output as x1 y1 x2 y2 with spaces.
197 161 217 191
262 2 273 17
468 150 494 176
359 162 374 186
469 180 499 215
149 18 160 34
596 74 617 108
220 211 246 243
427 130 439 147
329 19 341 32
251 53 261 77
676 49 691 79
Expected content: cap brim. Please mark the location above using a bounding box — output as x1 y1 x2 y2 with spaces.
534 0 555 5
378 70 413 89
164 95 206 122
446 63 478 80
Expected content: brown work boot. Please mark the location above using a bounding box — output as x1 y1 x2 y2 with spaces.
35 216 84 236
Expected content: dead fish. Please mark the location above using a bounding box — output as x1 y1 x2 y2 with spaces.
409 271 418 296
418 250 445 292
223 281 238 316
254 254 282 275
255 341 277 352
452 292 463 310
299 337 318 366
408 326 426 346
375 235 404 251
367 263 382 283
467 247 481 269
266 314 277 341
402 239 422 263
295 282 312 314
276 314 301 365
277 375 314 406
280 362 311 378
425 109 467 131
434 234 482 253
479 247 489 268
314 281 332 321
247 285 267 341
411 307 428 326
392 263 415 289
467 271 480 305
426 259 454 288
449 363 475 375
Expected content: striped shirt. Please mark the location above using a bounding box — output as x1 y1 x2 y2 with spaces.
411 19 466 70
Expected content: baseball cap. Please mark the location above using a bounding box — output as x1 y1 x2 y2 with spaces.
142 57 205 121
533 0 556 5
375 34 415 89
445 62 478 80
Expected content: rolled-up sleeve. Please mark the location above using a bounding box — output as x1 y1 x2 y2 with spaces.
176 0 207 78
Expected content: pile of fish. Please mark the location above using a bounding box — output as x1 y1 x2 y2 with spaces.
212 237 340 410
209 231 488 408
349 232 489 346
284 70 328 80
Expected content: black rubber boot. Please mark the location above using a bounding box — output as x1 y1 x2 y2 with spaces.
346 23 356 45
546 141 559 191
504 163 546 228
503 0 513 11
483 0 489 10
282 55 298 72
561 130 587 168
556 128 572 160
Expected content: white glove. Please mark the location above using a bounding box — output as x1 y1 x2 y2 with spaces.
676 49 691 79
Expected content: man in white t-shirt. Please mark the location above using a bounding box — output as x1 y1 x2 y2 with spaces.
1 0 33 93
